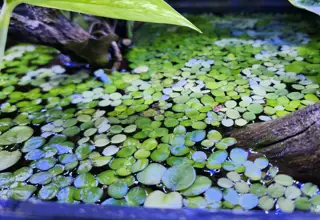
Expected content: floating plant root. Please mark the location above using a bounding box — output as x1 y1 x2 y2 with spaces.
231 102 320 183
8 5 120 67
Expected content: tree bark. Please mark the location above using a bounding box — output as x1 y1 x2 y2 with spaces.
230 102 320 183
8 5 119 67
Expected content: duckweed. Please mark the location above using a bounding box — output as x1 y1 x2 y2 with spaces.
0 14 319 213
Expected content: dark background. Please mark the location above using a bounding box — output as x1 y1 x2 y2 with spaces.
167 0 299 13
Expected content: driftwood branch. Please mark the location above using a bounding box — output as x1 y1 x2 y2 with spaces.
231 102 320 183
8 6 121 67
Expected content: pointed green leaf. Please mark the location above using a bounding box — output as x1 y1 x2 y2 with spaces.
24 0 201 32
288 0 320 16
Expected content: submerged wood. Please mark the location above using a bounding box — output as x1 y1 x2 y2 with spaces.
8 6 119 66
231 102 320 183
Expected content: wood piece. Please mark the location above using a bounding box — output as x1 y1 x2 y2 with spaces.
8 6 118 66
231 102 320 183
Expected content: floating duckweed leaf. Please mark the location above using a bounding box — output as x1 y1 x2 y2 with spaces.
63 126 80 137
124 125 137 133
295 197 311 211
207 150 228 169
247 104 263 114
201 140 214 148
8 185 37 201
245 164 262 181
268 166 279 178
84 128 97 137
91 156 112 167
108 181 129 199
227 172 241 182
274 174 294 186
221 119 234 127
243 112 256 121
223 188 239 206
181 176 212 196
74 173 97 188
0 172 14 187
63 119 77 128
216 137 237 150
225 100 237 109
59 153 77 164
230 148 248 164
217 178 233 188
126 186 147 206
268 183 285 198
110 125 123 134
173 125 186 134
192 151 207 163
162 164 196 191
287 92 304 100
22 136 45 153
102 145 119 156
250 184 267 197
14 167 33 182
150 144 170 162
301 183 319 196
207 130 222 142
97 170 117 185
204 187 223 203
76 144 95 160
38 184 59 200
0 126 34 145
311 195 320 206
235 119 248 126
134 149 151 159
222 161 236 171
239 194 258 210
29 172 53 185
183 196 207 208
102 198 127 206
77 160 92 174
254 157 269 169
65 161 78 170
137 163 166 185
277 197 295 213
259 196 274 211
235 182 249 193
36 158 57 170
226 109 240 119
141 138 158 150
190 130 206 142
135 117 152 129
81 187 103 204
0 151 22 171
132 159 149 173
285 185 301 199
164 118 179 128
144 191 183 209
111 134 127 144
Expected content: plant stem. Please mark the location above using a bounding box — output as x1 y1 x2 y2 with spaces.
0 1 17 71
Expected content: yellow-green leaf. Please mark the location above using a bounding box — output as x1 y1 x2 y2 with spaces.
24 0 201 32
288 0 320 16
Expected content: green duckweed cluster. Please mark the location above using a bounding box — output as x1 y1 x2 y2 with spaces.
0 14 319 213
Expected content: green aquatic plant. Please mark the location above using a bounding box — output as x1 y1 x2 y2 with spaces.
0 14 320 213
0 0 200 69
